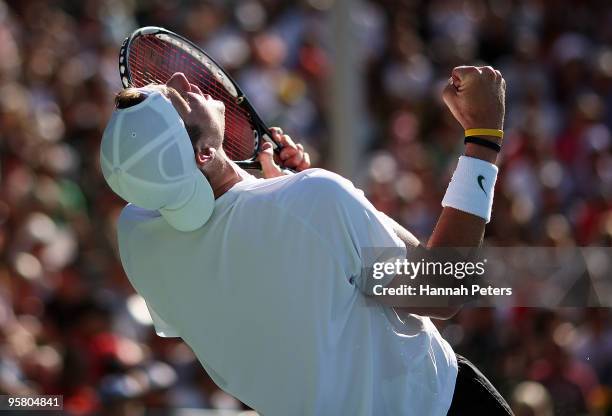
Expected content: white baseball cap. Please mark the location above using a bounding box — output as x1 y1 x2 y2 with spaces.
100 90 215 232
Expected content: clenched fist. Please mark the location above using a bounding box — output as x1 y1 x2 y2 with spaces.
442 66 506 131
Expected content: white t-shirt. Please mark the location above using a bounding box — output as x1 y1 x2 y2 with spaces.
117 168 457 416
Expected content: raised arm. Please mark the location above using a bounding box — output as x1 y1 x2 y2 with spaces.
386 66 506 319
428 66 505 247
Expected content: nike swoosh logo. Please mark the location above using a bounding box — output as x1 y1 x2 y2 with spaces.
477 175 487 195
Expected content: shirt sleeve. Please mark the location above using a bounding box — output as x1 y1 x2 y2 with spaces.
302 171 407 292
146 301 180 338
340 183 407 292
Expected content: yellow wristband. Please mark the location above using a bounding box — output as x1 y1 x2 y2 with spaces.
464 128 504 138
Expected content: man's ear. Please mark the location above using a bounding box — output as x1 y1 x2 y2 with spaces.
195 147 216 167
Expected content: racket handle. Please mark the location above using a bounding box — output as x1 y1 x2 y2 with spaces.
262 132 282 154
237 160 296 173
236 160 263 170
240 131 295 172
262 131 298 173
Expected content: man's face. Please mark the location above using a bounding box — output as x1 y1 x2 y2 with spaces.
144 72 226 150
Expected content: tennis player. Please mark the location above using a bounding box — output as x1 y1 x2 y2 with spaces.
100 69 513 415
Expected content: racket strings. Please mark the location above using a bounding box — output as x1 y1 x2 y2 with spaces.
128 36 256 161
129 38 253 160
129 37 253 158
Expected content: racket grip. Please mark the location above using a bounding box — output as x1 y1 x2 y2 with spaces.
262 132 282 154
236 160 263 170
263 131 298 173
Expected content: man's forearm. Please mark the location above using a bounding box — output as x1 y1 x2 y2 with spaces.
400 143 500 319
427 143 498 248
388 145 499 320
384 139 500 249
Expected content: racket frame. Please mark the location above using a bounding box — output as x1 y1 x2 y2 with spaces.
119 26 279 170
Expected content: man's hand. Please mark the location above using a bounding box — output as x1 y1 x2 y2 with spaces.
442 66 506 131
257 127 311 178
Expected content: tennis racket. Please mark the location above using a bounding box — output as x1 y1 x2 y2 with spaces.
119 26 280 170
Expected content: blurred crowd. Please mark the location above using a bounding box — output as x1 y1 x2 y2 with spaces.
0 0 611 415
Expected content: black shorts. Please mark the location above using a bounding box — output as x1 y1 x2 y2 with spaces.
447 354 514 415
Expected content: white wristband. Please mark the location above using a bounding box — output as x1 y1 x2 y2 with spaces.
442 156 498 222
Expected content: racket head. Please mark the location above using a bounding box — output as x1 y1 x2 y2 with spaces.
119 26 275 169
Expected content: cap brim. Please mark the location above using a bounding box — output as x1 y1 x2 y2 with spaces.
159 172 215 232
